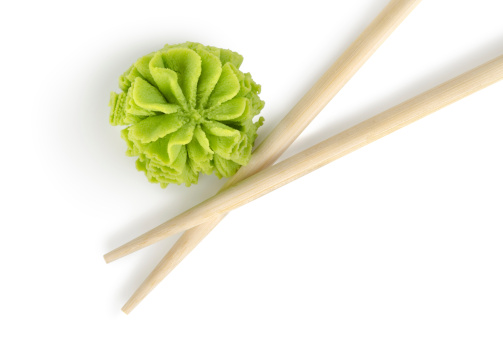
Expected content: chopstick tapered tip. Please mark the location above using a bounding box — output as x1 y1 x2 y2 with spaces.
121 305 132 315
121 296 140 315
103 252 115 264
103 238 142 263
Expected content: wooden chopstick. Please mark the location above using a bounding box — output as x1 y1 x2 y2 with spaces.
107 54 503 282
108 1 422 313
119 54 503 314
110 0 422 313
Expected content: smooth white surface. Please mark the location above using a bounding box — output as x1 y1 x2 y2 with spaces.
1 0 502 339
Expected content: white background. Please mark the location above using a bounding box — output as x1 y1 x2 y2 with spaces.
1 0 502 340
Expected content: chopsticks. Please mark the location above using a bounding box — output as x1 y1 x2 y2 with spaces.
104 1 503 314
106 0 422 313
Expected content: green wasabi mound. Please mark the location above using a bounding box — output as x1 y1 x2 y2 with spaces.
109 42 265 187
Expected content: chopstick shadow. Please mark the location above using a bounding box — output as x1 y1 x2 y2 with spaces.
282 37 503 159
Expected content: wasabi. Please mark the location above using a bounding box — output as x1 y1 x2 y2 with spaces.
110 42 264 187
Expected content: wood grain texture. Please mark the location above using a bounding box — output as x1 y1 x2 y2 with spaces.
112 0 422 313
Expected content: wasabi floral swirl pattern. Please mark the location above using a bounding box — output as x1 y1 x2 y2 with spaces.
109 42 265 187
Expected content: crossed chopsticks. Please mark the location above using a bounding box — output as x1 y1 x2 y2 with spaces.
104 0 503 314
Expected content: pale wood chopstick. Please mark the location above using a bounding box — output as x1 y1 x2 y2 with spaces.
108 54 503 285
111 0 421 313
